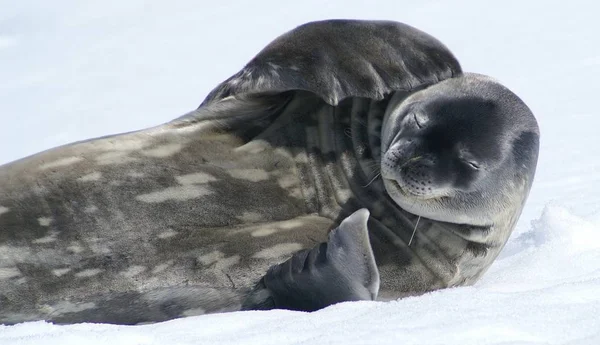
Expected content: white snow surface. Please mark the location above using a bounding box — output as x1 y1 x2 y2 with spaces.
1 1 599 344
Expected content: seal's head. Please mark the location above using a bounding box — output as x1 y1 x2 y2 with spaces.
381 73 539 226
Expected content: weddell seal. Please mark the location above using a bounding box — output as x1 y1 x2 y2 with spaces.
0 20 539 324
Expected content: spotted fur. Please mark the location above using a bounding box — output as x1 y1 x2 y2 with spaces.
0 20 538 324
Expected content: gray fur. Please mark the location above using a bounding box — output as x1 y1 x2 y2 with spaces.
0 20 538 324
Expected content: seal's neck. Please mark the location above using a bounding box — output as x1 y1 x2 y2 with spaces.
293 95 423 236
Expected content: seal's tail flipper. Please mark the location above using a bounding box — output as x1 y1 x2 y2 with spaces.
241 208 380 312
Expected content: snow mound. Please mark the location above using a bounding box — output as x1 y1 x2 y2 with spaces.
2 205 599 345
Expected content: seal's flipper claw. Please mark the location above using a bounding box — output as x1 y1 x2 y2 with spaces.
242 208 379 311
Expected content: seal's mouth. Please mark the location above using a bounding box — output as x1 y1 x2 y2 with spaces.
385 178 438 200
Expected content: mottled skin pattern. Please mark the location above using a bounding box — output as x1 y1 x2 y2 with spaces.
0 122 329 323
0 20 539 324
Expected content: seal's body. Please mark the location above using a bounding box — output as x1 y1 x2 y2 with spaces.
0 115 328 323
0 20 539 324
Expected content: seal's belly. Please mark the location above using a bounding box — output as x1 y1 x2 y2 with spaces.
0 126 328 324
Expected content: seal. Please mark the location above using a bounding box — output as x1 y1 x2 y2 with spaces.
0 20 539 324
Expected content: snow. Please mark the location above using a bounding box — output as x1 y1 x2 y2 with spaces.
1 0 599 344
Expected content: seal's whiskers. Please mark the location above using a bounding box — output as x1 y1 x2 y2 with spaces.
408 216 421 246
362 172 381 188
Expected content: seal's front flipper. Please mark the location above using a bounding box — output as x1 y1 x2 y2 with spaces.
242 208 380 311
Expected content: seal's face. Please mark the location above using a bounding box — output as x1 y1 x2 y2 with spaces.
381 81 511 226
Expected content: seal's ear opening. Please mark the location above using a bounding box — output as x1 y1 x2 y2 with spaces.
241 208 380 312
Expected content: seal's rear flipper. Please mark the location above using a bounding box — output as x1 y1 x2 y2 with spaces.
242 208 380 311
